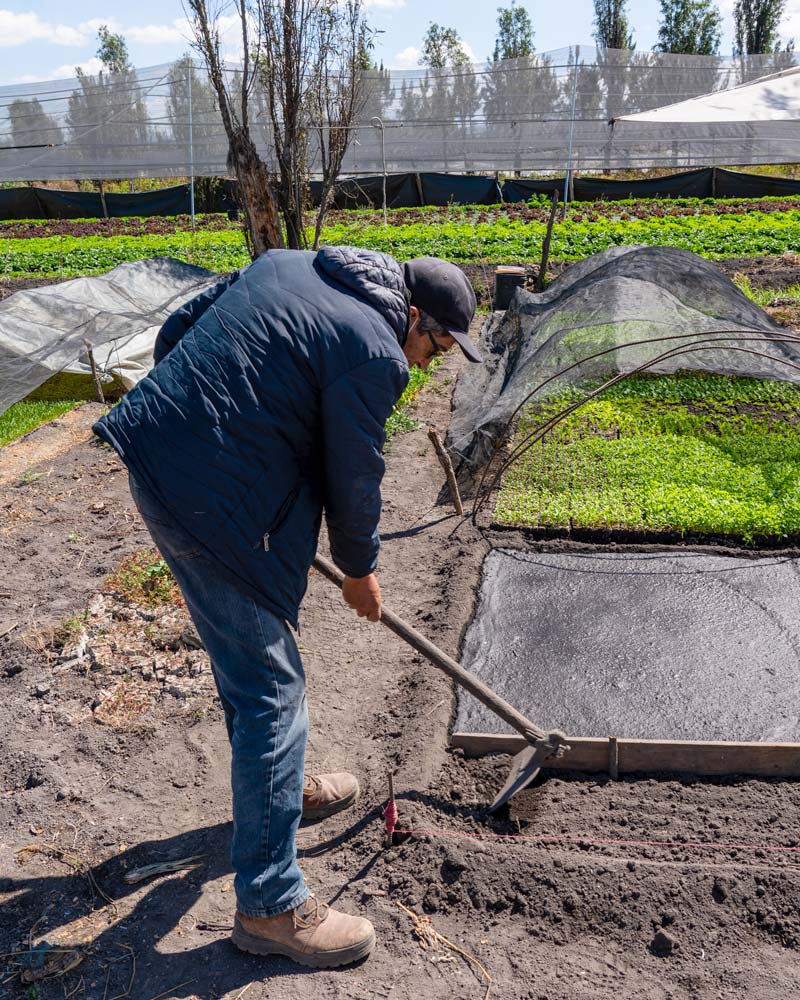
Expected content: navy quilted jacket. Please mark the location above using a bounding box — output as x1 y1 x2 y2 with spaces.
94 246 410 627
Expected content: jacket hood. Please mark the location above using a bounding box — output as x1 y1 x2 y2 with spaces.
315 245 409 343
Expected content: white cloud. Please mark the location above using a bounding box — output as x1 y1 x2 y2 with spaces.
61 56 105 77
363 0 405 8
126 21 189 45
391 45 420 69
390 39 480 70
15 56 104 83
214 13 253 62
0 10 193 54
0 10 85 47
78 17 120 35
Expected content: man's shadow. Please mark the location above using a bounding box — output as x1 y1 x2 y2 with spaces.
4 815 378 999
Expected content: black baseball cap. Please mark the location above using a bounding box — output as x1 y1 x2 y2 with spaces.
403 257 482 363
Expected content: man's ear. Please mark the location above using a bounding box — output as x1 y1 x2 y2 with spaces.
407 305 420 331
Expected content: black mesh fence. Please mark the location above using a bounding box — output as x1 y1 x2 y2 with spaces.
3 168 800 220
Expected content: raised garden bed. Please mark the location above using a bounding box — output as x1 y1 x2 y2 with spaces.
494 372 800 544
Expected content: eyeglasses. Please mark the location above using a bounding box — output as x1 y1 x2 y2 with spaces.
424 328 449 357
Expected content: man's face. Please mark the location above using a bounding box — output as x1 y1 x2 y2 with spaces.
402 306 456 370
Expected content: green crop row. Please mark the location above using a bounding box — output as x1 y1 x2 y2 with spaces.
322 212 800 262
0 230 251 277
494 373 800 542
2 209 800 279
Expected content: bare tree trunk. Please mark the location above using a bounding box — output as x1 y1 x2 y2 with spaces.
186 0 283 258
228 129 283 255
313 184 334 249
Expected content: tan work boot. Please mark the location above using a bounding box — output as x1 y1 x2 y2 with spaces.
232 895 375 968
302 772 360 820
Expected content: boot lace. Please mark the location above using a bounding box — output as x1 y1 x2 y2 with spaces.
293 894 329 930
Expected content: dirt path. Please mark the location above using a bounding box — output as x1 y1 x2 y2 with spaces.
0 356 492 1000
3 356 800 999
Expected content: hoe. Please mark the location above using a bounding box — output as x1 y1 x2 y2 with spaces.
313 554 570 812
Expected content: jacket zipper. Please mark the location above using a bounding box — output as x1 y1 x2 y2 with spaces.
259 485 299 552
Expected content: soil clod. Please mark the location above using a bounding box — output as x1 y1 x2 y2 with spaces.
651 928 678 956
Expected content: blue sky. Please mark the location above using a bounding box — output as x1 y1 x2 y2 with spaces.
0 0 797 85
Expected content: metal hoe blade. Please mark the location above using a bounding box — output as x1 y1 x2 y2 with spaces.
488 731 570 813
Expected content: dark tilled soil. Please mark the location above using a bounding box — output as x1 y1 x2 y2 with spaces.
2 356 800 998
0 404 145 628
717 254 800 291
0 275 70 300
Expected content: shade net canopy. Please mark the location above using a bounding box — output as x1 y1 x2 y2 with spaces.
0 258 218 415
447 246 800 468
3 47 799 180
611 64 800 167
615 64 800 122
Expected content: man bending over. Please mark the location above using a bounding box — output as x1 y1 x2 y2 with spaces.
94 246 479 970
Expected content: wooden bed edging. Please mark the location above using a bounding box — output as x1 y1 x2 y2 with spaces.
451 732 800 778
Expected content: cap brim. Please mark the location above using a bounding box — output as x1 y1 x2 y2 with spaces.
447 328 483 363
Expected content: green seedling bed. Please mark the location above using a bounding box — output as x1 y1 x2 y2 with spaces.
495 372 800 544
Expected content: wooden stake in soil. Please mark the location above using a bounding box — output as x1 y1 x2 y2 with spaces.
535 189 560 293
83 340 105 405
386 772 396 848
427 427 464 516
98 180 109 220
608 735 619 780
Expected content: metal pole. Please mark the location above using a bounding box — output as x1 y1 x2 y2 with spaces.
371 117 387 225
563 44 580 220
188 64 196 229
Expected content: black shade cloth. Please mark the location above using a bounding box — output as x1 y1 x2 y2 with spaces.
573 168 713 200
0 187 41 219
713 168 800 198
0 181 236 220
309 173 421 209
420 173 503 206
503 168 800 202
3 170 800 221
502 177 568 202
503 170 714 201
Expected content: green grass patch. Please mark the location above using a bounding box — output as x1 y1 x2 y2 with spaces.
735 275 800 308
0 399 80 447
495 373 800 542
385 359 442 442
104 549 182 607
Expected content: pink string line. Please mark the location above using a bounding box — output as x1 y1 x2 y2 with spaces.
393 827 800 856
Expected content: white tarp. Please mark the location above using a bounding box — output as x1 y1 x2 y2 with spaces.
615 65 800 123
0 258 218 415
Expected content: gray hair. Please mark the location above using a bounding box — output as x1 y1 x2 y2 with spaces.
416 308 445 336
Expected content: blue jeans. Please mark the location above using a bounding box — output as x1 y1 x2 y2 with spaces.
129 475 309 918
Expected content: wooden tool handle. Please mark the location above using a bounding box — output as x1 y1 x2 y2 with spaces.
312 554 545 744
